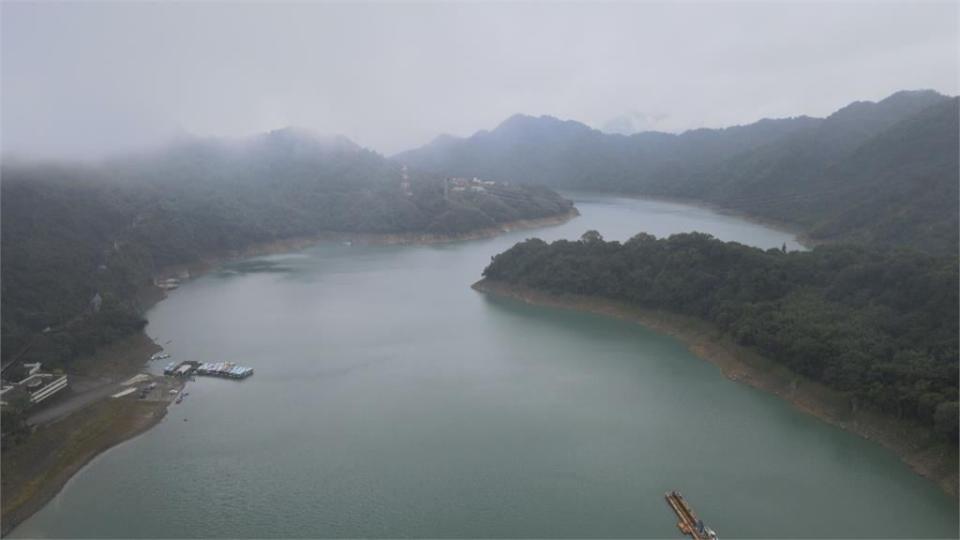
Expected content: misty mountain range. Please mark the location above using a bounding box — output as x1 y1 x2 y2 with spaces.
600 111 675 135
1 88 957 367
0 130 573 359
399 89 959 253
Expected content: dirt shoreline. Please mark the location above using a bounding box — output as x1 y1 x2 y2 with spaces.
472 278 959 498
1 389 175 536
1 332 187 536
0 210 580 536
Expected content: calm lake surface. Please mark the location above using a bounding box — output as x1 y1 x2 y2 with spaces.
12 195 958 538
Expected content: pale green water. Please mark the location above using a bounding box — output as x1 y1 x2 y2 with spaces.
11 195 958 538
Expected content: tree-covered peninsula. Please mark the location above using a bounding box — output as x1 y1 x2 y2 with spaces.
480 232 959 442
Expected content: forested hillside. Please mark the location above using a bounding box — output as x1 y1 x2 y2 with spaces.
1 129 574 368
400 90 958 253
482 232 959 441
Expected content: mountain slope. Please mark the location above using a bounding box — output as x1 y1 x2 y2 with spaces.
805 98 959 252
398 90 957 253
1 131 574 365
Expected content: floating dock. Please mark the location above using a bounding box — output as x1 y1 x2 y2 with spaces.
665 491 717 540
195 362 253 379
164 360 253 380
163 361 196 377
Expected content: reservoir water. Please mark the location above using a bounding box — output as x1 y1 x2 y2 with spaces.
11 195 958 538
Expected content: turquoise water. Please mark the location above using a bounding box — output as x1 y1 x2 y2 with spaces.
11 195 958 538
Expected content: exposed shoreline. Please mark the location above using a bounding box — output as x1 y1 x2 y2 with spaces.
471 278 959 498
1 331 183 536
1 401 170 537
1 209 579 537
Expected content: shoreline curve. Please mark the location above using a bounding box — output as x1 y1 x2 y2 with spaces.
471 278 959 498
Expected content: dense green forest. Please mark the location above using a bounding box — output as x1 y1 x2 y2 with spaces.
482 232 959 441
400 91 959 254
1 129 573 369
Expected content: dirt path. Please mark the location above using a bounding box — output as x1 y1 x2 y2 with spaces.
26 379 122 426
26 332 165 427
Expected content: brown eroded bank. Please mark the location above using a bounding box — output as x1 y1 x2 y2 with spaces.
471 278 959 498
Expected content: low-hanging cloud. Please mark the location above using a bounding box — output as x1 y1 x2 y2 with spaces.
2 1 957 160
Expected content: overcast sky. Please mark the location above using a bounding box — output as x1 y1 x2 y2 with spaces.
2 1 957 159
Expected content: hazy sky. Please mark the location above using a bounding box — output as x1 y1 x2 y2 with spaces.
2 1 957 159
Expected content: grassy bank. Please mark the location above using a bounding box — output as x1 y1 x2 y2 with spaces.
1 396 169 536
472 278 959 497
0 329 176 536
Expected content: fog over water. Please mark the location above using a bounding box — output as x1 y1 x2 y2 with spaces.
10 196 957 538
2 2 957 159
